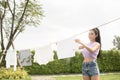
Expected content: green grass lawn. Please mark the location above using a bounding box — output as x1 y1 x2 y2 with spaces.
54 73 120 80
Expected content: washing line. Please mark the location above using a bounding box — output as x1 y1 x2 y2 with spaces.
53 17 120 44
19 17 120 50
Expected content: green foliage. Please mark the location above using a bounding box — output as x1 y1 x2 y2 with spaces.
98 50 120 72
0 67 31 80
53 50 58 60
24 50 120 75
0 0 8 8
70 51 83 73
19 0 44 27
47 59 71 74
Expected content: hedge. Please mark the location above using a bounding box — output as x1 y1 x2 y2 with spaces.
24 50 120 75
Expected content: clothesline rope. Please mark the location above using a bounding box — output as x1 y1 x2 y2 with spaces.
51 17 120 44
22 17 120 50
71 17 120 39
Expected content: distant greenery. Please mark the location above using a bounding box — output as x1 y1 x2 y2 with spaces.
25 50 120 75
53 50 59 60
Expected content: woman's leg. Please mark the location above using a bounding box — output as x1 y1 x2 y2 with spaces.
83 76 91 80
91 75 100 80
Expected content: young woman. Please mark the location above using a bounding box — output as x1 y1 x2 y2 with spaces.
75 28 101 80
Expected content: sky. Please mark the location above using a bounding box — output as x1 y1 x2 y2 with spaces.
14 0 120 50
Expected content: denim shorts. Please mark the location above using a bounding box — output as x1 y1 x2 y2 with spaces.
82 61 100 77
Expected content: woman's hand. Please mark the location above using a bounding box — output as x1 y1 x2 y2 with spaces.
75 39 81 44
75 39 83 45
75 39 84 49
79 46 84 49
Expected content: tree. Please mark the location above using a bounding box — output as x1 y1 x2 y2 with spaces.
113 35 120 50
0 0 44 65
53 50 58 61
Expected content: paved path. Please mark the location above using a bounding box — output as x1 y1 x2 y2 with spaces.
31 74 82 80
31 75 55 80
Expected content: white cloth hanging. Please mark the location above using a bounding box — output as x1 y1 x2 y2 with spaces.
18 49 32 66
57 37 79 59
5 50 17 71
34 44 53 65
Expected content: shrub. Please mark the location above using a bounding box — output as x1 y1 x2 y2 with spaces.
24 50 120 75
70 51 83 73
47 59 71 74
98 50 120 72
0 67 31 80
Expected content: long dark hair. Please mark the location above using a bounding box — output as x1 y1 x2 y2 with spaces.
91 28 101 58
